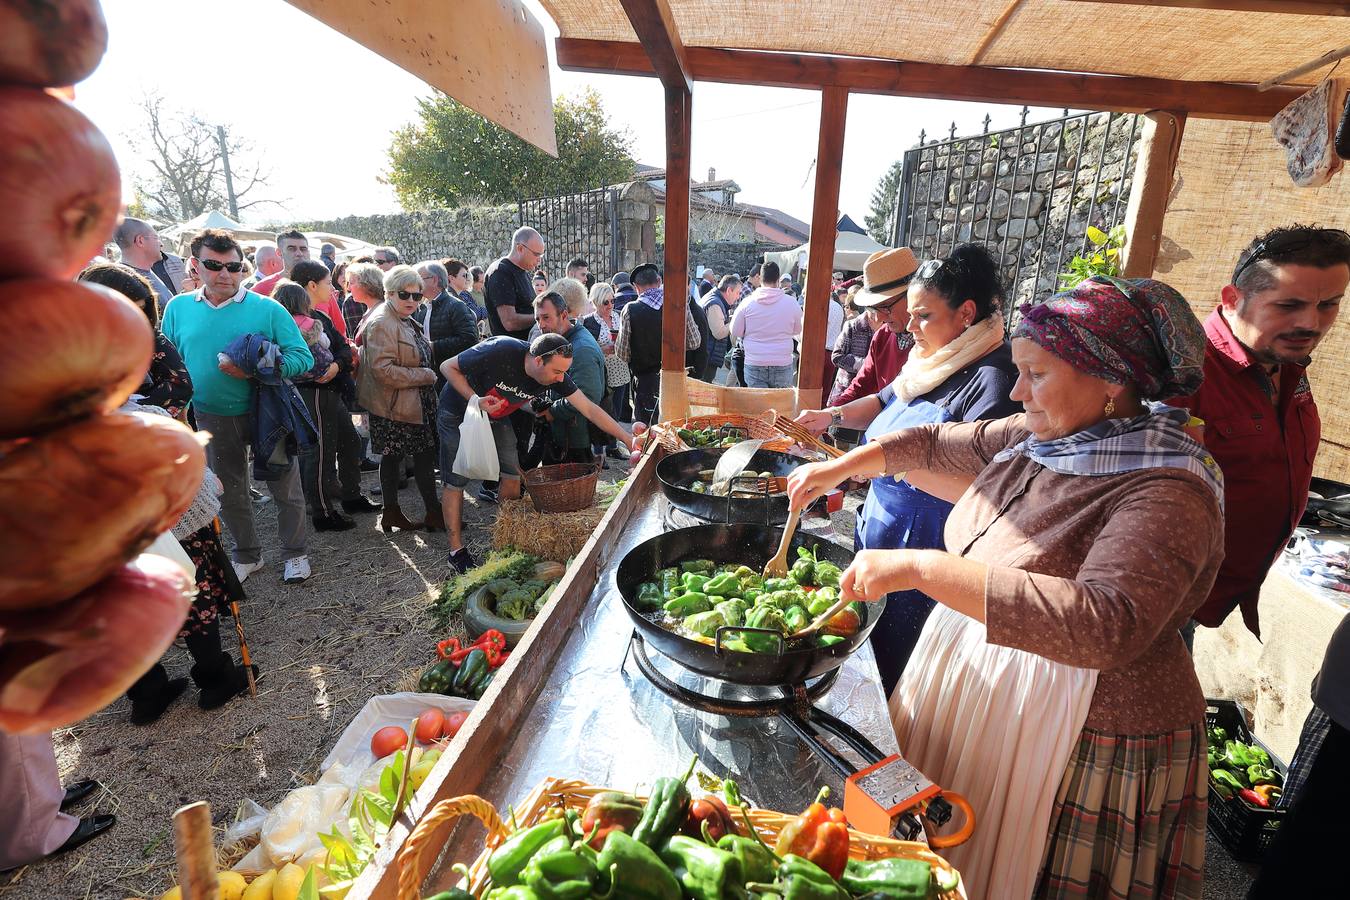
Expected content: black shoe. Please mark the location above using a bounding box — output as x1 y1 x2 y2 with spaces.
606 446 629 460
53 815 116 856
313 512 357 531
342 496 383 514
448 547 476 574
359 458 380 472
60 780 99 811
129 676 188 725
194 658 258 711
476 487 499 504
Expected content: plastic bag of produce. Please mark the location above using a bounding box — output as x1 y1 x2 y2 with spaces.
260 782 351 867
452 395 500 482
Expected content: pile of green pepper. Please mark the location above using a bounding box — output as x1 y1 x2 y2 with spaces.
633 550 857 654
1206 724 1283 807
441 762 958 900
677 427 743 448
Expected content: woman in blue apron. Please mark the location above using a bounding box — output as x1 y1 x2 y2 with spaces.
797 244 1021 696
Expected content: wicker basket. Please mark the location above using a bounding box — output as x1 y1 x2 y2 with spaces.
654 411 794 453
396 777 967 900
522 463 599 513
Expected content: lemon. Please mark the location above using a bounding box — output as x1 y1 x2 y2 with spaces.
272 862 306 900
158 887 181 900
241 867 276 900
219 870 248 900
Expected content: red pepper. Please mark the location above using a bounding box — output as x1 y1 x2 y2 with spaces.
1238 788 1270 809
436 637 462 661
436 630 507 665
774 787 850 878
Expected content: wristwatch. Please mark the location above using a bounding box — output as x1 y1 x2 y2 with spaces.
827 408 844 427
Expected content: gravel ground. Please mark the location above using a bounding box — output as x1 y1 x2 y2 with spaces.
1 460 633 900
0 460 1256 899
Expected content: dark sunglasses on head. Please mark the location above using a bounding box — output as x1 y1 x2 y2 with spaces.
916 258 944 279
1232 228 1350 284
395 290 423 301
538 343 574 361
196 258 245 273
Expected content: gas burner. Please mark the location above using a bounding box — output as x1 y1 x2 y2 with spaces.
622 631 884 779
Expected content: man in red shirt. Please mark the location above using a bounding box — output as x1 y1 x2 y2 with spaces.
1171 225 1350 639
832 247 918 405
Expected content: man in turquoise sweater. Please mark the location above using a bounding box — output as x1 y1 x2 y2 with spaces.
161 229 315 585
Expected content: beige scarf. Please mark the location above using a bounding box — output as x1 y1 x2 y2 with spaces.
889 316 1005 404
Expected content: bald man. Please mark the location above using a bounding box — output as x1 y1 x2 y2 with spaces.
113 217 174 308
248 244 283 287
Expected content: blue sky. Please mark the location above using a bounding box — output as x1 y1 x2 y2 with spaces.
75 0 1067 225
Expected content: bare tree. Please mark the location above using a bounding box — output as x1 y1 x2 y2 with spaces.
689 205 753 243
127 94 277 221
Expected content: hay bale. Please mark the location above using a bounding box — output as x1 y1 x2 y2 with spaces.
492 497 603 559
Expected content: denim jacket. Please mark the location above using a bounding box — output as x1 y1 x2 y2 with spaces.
223 333 317 480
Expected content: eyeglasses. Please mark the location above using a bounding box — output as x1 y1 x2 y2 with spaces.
523 244 546 257
375 258 392 266
1232 228 1350 285
196 258 245 273
394 290 423 301
874 292 907 312
916 259 944 279
537 343 574 361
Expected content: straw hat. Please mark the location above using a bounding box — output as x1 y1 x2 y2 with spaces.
853 247 919 308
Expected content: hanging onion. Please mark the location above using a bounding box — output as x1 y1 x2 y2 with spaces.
0 86 121 280
0 279 153 438
0 553 194 734
0 0 108 88
0 411 206 610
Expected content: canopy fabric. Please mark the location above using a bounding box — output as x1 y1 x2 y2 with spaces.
539 0 1345 86
159 210 274 246
765 229 890 275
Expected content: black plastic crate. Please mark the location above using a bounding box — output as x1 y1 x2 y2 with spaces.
1205 698 1288 862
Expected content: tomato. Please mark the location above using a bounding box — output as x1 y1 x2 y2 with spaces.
414 709 445 743
443 711 469 739
370 725 408 758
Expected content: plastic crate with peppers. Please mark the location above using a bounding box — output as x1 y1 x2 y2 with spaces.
424 758 962 900
1206 723 1283 808
419 630 510 700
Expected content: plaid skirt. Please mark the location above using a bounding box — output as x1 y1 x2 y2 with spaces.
1034 725 1207 900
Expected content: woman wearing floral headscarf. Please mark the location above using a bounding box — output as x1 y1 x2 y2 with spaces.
789 276 1224 900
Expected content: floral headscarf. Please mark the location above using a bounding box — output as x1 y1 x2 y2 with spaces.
1014 275 1205 400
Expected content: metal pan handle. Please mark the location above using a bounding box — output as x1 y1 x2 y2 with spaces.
713 624 786 657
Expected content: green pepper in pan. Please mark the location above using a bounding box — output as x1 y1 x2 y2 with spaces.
659 567 681 598
680 559 715 575
681 572 712 593
664 592 711 616
783 605 809 633
739 607 788 653
684 609 728 637
703 572 742 598
714 598 748 627
635 581 664 610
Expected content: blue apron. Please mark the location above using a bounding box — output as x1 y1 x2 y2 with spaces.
856 394 956 698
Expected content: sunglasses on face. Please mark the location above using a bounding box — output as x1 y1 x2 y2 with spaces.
1232 228 1350 284
394 290 423 301
375 258 392 265
196 258 245 273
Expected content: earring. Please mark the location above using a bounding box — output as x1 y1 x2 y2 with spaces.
1104 397 1116 416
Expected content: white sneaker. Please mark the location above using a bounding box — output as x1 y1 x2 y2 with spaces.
282 556 312 584
232 560 265 584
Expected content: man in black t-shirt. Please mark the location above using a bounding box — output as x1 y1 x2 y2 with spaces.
436 334 637 572
484 227 545 340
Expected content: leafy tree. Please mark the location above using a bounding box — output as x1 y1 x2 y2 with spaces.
864 160 905 245
386 89 636 208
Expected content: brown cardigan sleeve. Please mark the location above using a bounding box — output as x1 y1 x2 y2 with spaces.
875 414 1031 478
984 471 1223 670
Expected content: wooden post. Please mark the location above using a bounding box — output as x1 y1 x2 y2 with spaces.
797 86 849 410
172 802 219 900
660 85 693 421
1121 111 1186 278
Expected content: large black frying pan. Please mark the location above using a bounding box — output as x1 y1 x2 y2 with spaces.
614 523 882 686
656 448 803 524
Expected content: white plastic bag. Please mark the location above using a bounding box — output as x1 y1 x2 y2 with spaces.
452 396 500 482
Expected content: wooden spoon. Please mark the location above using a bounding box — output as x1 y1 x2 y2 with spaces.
789 594 852 639
762 507 802 579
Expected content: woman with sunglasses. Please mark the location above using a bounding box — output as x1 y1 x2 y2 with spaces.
795 244 1020 696
354 265 443 533
584 282 633 442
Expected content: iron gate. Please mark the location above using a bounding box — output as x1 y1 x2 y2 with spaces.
892 108 1140 324
518 186 620 278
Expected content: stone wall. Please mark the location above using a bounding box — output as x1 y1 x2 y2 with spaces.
677 240 785 280
295 204 519 267
901 112 1140 308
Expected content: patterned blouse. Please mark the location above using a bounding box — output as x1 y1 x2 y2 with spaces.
140 331 194 420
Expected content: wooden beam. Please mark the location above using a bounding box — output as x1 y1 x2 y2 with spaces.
618 0 692 93
660 86 693 422
554 38 1304 121
1121 111 1187 278
797 87 849 410
352 453 661 899
1066 0 1350 14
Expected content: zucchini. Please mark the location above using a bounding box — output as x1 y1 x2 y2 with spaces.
453 649 489 695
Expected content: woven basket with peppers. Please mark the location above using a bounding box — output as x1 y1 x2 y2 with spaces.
396 764 966 899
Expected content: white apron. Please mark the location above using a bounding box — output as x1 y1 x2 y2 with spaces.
889 605 1097 900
